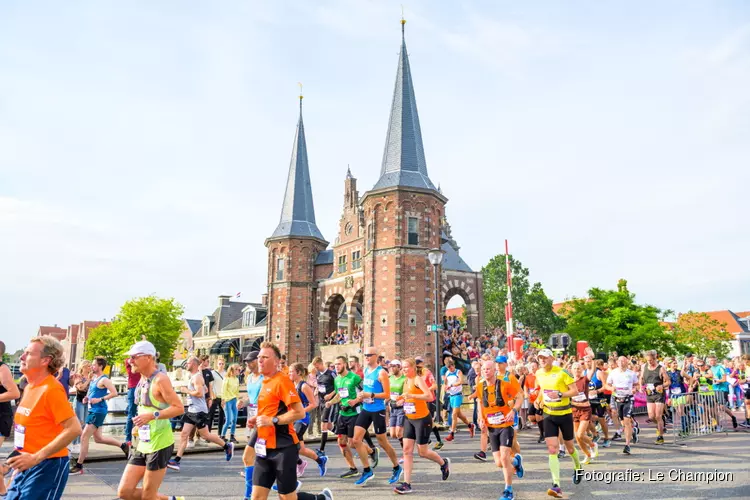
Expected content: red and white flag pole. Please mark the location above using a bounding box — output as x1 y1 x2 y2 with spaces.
505 239 514 348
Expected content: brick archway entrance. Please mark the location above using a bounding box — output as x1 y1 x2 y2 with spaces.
442 274 483 336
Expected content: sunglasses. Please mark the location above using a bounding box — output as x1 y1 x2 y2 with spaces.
364 353 376 357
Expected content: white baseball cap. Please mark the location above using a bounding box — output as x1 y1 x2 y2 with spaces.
126 340 157 357
537 349 554 358
390 359 402 366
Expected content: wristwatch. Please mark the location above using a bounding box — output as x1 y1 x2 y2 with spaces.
272 417 279 425
153 411 161 420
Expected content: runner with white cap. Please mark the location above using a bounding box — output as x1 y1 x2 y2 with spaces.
117 340 186 500
534 349 584 499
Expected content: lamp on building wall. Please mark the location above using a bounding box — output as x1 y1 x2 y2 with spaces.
427 247 444 424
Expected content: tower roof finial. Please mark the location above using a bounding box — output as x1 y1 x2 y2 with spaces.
401 5 406 38
298 82 303 111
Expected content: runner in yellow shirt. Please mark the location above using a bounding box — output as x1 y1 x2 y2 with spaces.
534 349 584 498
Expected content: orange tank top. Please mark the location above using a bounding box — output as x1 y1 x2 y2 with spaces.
404 376 429 419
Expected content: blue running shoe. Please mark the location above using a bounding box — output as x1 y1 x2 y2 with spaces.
355 469 374 486
388 465 404 484
317 455 328 477
513 453 524 479
225 442 234 461
502 487 515 499
166 459 180 472
272 480 302 492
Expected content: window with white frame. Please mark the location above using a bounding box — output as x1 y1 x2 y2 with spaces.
338 254 347 273
407 217 419 245
352 250 361 270
276 257 285 281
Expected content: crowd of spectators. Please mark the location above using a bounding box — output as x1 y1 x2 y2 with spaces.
439 319 546 362
323 327 363 346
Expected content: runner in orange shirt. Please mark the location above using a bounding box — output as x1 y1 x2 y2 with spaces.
4 337 81 500
477 360 523 500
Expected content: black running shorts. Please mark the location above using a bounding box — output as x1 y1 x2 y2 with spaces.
528 405 541 417
355 409 387 435
253 446 300 495
335 414 358 439
182 411 209 430
0 413 12 438
128 444 173 471
543 413 575 441
615 397 634 420
321 399 336 423
404 415 433 445
590 403 607 419
488 426 514 452
293 422 308 442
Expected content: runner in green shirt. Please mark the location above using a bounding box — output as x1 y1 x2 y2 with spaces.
324 356 374 479
389 361 407 442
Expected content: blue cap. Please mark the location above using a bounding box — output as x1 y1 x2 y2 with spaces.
495 355 508 364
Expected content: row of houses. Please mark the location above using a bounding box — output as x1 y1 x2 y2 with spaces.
36 294 269 371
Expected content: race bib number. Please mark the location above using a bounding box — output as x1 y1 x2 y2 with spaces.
254 438 267 458
13 424 25 449
572 392 587 402
363 397 374 404
615 387 631 398
742 384 749 390
646 383 655 393
404 402 416 415
390 392 400 401
588 390 599 399
247 404 257 418
670 387 682 395
543 390 561 403
699 385 709 393
448 386 462 396
318 385 327 394
337 387 349 399
138 425 151 443
487 412 506 425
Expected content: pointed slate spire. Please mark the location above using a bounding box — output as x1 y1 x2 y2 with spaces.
269 95 326 242
372 19 437 192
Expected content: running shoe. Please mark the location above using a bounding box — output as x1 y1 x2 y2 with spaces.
272 480 302 492
632 430 639 444
445 432 455 442
573 467 583 485
230 436 239 444
225 441 235 461
623 444 631 455
537 435 545 443
320 488 334 500
68 464 84 476
468 423 476 438
581 455 591 465
167 459 180 472
398 457 404 465
557 449 566 459
547 485 563 498
592 442 599 459
296 459 308 477
655 435 664 445
592 434 601 444
394 482 413 494
440 457 451 480
503 487 515 499
369 448 380 469
433 441 444 450
170 497 186 500
340 468 358 479
120 442 131 458
187 440 195 449
315 448 326 458
474 451 487 462
612 431 622 441
355 469 374 486
513 453 524 479
601 439 611 448
317 455 328 477
731 416 738 429
389 465 404 484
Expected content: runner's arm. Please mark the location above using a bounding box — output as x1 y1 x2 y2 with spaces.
270 401 305 425
412 376 433 400
302 384 317 413
0 365 19 402
326 393 341 407
560 382 579 398
98 377 119 402
145 373 184 421
366 369 391 401
185 375 205 397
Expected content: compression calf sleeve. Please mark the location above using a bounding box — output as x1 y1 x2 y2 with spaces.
569 448 581 469
297 493 324 500
364 433 375 448
244 466 254 498
548 453 561 485
320 431 328 451
432 427 442 443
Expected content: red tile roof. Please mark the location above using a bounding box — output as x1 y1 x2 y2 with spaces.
38 326 67 341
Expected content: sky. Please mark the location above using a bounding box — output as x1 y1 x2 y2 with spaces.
1 1 749 354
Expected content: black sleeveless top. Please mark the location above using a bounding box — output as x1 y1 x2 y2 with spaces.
0 361 13 416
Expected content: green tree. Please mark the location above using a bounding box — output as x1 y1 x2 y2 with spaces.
672 312 735 359
481 254 563 337
564 279 678 356
84 296 184 366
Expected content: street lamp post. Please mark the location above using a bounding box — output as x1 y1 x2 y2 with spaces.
428 248 445 424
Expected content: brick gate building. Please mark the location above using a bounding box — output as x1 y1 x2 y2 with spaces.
265 23 484 364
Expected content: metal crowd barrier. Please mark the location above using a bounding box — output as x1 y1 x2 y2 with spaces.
669 391 730 444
